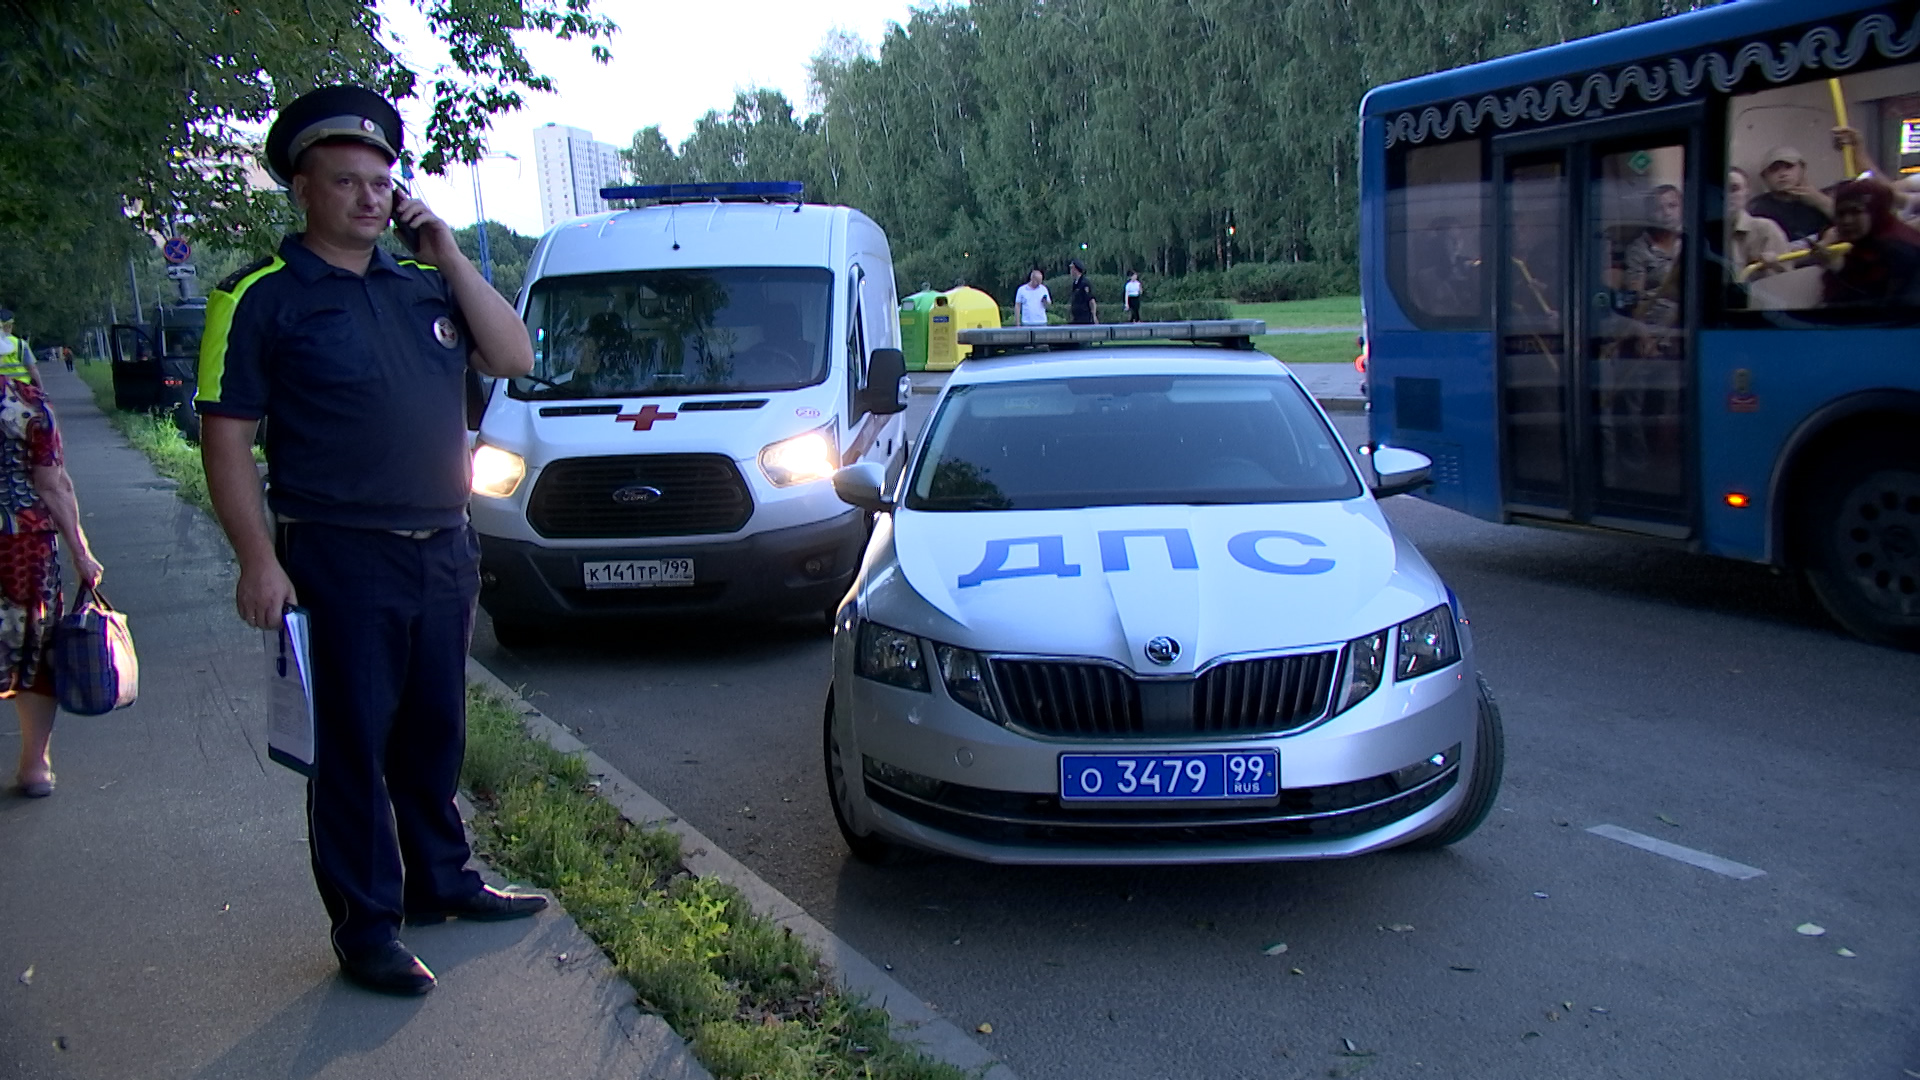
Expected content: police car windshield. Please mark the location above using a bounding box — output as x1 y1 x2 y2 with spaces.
517 267 833 399
906 374 1361 511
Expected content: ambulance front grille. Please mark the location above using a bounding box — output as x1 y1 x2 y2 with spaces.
527 454 752 539
991 651 1338 739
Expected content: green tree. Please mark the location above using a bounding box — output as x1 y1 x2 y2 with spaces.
0 0 615 343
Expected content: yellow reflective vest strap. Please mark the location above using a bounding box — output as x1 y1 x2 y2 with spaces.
196 255 286 407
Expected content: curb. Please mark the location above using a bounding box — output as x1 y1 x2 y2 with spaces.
1319 396 1369 414
466 658 1021 1080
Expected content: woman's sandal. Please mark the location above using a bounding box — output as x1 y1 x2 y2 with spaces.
16 773 54 798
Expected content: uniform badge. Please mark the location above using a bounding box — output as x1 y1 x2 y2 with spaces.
432 316 459 348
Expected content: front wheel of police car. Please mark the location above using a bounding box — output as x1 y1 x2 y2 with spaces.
823 688 903 865
1399 672 1503 850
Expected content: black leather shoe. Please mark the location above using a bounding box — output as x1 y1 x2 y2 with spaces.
405 885 549 925
339 941 435 996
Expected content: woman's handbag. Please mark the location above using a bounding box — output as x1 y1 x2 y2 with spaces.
52 585 139 715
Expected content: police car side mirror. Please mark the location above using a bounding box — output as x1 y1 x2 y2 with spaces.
1366 444 1433 499
861 348 910 416
833 462 893 513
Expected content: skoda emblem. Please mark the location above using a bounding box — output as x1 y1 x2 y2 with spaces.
432 316 460 348
611 484 664 506
1144 636 1181 666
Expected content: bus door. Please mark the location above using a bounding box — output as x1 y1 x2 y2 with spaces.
1494 114 1698 539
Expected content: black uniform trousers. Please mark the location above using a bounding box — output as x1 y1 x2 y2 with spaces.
278 521 484 958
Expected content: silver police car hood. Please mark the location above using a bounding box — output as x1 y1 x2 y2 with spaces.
883 499 1443 670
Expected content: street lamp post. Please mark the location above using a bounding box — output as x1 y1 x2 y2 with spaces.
468 152 520 286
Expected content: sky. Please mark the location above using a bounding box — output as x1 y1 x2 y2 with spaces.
380 0 921 237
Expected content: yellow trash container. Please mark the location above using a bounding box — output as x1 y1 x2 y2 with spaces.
930 285 1002 370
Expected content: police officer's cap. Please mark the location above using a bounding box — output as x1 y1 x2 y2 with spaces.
0 309 13 323
265 85 403 187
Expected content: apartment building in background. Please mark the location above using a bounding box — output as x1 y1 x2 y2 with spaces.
533 123 625 228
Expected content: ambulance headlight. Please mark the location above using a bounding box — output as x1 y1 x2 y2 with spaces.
759 423 839 487
471 444 527 498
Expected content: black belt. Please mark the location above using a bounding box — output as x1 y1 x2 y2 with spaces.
277 517 456 540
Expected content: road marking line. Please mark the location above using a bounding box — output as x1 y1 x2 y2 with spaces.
1586 824 1767 880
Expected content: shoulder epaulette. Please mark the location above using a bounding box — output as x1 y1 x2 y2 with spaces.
216 255 280 295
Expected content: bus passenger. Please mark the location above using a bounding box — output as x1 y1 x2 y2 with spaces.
1621 184 1684 332
1748 147 1834 242
1727 168 1790 282
1816 176 1920 308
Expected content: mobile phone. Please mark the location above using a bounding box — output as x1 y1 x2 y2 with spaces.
391 183 420 250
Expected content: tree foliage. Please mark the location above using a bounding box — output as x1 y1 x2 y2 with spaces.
625 0 1688 300
0 0 613 341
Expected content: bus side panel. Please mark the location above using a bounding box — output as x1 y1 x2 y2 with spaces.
1697 328 1920 565
1368 330 1501 521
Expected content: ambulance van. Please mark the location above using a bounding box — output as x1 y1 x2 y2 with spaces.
468 182 911 644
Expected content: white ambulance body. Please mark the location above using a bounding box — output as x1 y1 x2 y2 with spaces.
468 185 910 642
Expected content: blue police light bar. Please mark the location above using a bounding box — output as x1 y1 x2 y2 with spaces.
600 181 805 202
958 320 1268 357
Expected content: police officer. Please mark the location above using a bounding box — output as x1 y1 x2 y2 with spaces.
0 308 41 384
1066 259 1098 325
196 86 540 996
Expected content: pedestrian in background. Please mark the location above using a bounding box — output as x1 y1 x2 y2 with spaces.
197 86 541 997
0 309 42 385
1013 269 1051 326
1123 271 1144 322
0 344 103 797
1067 260 1098 324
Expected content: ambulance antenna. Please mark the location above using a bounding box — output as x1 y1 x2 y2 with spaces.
669 203 681 251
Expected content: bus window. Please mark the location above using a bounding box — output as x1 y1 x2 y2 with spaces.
1389 138 1487 326
1590 144 1688 504
1498 156 1569 508
1726 60 1920 312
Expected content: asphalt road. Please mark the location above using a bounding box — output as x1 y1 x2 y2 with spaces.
473 410 1920 1080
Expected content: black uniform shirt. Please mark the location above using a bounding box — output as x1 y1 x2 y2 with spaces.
196 235 476 531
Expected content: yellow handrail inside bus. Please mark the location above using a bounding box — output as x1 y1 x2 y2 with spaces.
1741 242 1853 281
1828 79 1859 177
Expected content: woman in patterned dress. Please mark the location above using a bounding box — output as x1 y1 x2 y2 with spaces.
1 376 102 796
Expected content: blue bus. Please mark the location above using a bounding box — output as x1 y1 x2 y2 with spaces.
1359 0 1920 647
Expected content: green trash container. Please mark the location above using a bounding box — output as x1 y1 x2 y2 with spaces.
897 290 940 372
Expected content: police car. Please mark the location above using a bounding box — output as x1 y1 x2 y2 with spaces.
824 320 1502 864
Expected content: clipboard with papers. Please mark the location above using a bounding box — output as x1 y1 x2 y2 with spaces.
265 607 316 776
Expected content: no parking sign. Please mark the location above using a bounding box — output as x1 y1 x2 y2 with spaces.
162 237 191 265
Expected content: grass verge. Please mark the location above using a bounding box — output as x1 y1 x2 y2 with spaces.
1231 295 1363 329
72 363 215 512
69 365 968 1080
1254 332 1363 366
463 688 966 1080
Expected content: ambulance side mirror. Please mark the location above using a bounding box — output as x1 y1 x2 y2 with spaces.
860 348 909 416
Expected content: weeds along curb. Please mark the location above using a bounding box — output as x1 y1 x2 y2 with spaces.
465 659 1018 1080
70 367 1001 1079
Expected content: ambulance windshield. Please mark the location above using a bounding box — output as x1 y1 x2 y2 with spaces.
517 267 834 399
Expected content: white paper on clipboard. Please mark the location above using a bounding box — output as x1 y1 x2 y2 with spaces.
265 608 316 776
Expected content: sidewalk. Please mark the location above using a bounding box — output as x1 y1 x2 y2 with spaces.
0 368 705 1080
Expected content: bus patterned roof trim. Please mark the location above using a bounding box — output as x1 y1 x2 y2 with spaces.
1382 7 1919 148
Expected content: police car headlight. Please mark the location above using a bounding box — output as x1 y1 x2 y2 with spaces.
934 643 995 720
759 424 839 487
855 621 929 692
1394 604 1460 680
1333 631 1387 715
471 444 526 498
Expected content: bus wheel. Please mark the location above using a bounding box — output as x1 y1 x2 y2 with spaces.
1804 442 1920 650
